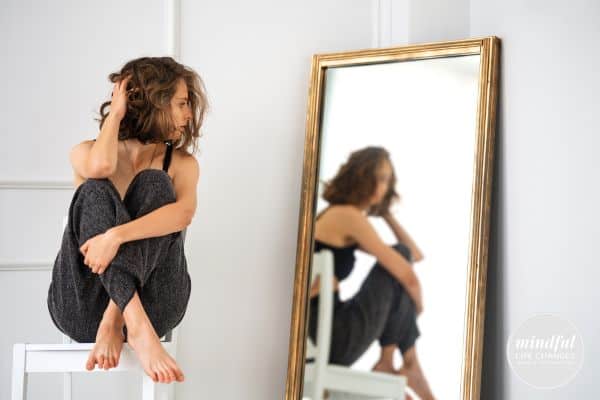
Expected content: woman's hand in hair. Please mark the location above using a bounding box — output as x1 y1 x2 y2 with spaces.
79 230 122 275
110 74 132 121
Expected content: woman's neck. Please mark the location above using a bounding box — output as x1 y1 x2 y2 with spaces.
122 139 158 166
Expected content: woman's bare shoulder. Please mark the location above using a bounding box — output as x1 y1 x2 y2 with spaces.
171 149 200 179
172 149 199 165
318 204 365 231
70 139 95 152
327 204 363 219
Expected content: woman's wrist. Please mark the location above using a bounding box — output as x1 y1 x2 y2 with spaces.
107 111 124 124
382 211 394 222
106 225 125 245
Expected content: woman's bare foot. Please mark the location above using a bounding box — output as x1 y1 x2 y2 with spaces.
123 292 184 384
373 344 397 374
86 321 125 371
127 322 184 383
372 362 413 400
373 346 413 400
373 359 396 374
397 346 436 400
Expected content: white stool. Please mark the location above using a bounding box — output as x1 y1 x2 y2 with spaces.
12 216 186 400
12 330 178 400
303 250 406 400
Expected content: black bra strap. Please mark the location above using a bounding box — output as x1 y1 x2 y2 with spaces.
162 141 173 172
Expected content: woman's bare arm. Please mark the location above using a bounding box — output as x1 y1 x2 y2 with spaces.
107 154 200 244
70 115 122 179
346 208 423 314
90 113 120 174
309 275 340 298
382 212 425 262
70 77 130 179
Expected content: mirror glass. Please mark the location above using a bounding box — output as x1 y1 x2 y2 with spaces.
303 54 481 400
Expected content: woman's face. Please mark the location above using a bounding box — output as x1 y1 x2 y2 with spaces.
370 159 393 206
168 79 193 140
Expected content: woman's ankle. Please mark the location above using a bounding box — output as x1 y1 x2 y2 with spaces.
101 300 125 329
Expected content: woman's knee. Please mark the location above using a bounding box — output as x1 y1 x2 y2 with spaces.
73 178 122 212
390 242 412 263
130 170 174 197
373 243 412 274
125 170 176 217
70 179 130 240
77 178 116 197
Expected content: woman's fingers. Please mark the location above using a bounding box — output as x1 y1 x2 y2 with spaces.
79 241 89 255
120 75 132 92
87 262 108 274
112 75 130 97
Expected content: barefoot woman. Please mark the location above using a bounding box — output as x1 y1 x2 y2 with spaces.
308 147 436 400
47 57 208 384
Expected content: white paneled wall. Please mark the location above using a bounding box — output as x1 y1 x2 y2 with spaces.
381 1 600 399
470 1 600 399
0 0 372 399
0 0 177 399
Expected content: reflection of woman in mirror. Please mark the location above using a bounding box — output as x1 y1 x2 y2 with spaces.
47 57 207 384
308 147 435 400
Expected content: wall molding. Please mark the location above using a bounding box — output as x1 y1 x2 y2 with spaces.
372 0 392 48
166 0 181 60
0 262 52 272
0 180 73 190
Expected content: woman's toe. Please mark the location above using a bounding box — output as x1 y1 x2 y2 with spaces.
85 355 95 371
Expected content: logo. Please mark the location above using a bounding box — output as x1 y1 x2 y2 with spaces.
506 313 584 389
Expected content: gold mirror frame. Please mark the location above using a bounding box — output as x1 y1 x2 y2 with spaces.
285 36 500 400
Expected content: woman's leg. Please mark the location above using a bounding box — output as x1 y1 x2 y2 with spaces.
122 170 191 339
370 243 435 399
308 243 414 366
123 291 184 383
47 177 137 343
85 299 125 371
395 345 436 400
371 242 419 367
118 169 188 383
47 170 188 382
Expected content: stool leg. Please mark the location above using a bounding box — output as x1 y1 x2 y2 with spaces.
142 374 157 400
62 372 72 400
61 334 72 400
12 344 27 400
166 383 175 400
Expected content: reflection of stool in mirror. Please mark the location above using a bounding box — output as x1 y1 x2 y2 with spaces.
11 215 184 400
303 250 406 400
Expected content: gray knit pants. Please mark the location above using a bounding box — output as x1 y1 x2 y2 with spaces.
308 242 420 366
47 169 191 343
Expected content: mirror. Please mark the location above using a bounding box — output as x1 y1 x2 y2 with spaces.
286 37 500 400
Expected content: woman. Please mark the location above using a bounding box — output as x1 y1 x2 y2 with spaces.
308 147 436 400
47 56 208 384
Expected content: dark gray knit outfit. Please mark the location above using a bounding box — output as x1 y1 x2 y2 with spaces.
308 242 420 366
47 141 191 343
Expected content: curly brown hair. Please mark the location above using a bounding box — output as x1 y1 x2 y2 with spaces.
95 56 209 155
322 146 400 216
